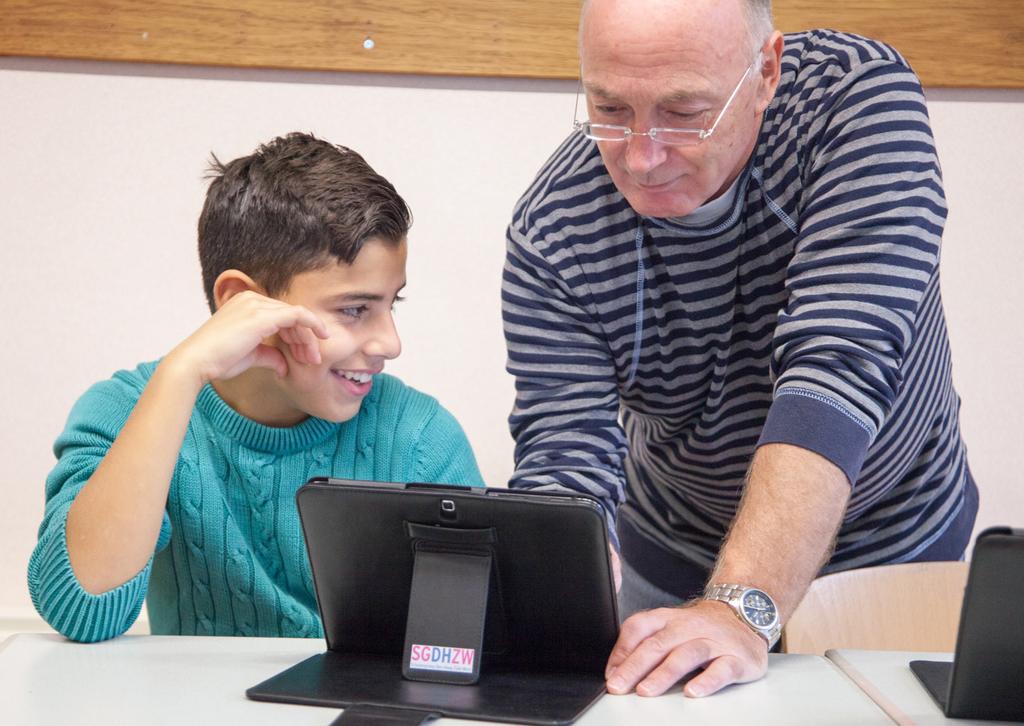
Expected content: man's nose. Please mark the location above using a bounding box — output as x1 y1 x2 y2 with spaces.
622 130 669 176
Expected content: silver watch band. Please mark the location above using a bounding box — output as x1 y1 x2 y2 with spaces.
705 583 782 648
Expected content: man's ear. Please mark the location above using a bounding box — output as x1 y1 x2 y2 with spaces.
754 30 784 115
212 269 263 311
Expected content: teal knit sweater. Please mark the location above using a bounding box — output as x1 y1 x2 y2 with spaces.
28 362 484 642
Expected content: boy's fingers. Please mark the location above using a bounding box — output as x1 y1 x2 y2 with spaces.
257 302 326 340
249 344 288 379
280 326 322 365
289 306 328 339
278 327 304 363
296 339 321 365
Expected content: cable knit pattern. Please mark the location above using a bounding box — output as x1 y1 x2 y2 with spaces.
28 361 484 642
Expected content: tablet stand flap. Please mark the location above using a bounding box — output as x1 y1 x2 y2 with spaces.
331 703 441 725
402 534 492 685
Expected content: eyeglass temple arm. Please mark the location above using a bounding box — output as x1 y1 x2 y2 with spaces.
572 75 584 127
701 65 753 139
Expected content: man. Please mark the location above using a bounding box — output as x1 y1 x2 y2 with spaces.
503 0 976 699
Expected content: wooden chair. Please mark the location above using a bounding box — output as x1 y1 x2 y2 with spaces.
781 561 969 655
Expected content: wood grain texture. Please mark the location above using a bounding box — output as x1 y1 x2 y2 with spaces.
782 562 969 656
773 0 1024 88
0 1 580 79
1 1 1021 87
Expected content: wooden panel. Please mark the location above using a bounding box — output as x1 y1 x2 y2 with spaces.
782 562 969 656
0 1 580 79
1 1 1021 87
773 1 1024 88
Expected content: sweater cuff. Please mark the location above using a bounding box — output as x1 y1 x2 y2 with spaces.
757 388 873 486
27 502 151 643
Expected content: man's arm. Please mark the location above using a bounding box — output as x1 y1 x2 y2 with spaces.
503 213 630 536
605 442 847 697
712 443 848 620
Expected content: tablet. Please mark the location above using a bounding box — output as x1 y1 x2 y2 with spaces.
247 478 619 725
909 526 1024 721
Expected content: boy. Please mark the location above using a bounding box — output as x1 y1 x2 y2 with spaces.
28 132 484 642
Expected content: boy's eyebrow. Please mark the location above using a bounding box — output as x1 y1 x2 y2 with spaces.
325 284 407 304
329 292 384 302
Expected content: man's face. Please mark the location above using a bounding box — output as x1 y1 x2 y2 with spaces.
266 237 407 424
579 0 775 218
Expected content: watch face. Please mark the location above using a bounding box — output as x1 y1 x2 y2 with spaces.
741 589 777 628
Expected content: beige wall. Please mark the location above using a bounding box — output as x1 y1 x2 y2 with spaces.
1 58 1021 627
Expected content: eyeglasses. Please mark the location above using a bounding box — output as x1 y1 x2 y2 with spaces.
573 56 760 147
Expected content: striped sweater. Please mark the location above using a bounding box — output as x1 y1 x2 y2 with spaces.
28 363 484 642
503 30 975 588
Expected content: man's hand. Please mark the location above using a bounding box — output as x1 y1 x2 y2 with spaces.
603 445 849 700
167 290 329 385
609 544 623 592
605 600 768 698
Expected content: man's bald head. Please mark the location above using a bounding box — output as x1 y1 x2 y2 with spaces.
579 0 773 63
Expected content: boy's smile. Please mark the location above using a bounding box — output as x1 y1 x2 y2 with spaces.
330 366 381 397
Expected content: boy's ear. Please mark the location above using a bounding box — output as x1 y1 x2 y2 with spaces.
212 270 264 311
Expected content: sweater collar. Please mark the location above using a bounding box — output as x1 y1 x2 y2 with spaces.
643 156 754 236
194 383 341 454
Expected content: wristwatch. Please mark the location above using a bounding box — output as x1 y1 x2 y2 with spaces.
704 583 781 649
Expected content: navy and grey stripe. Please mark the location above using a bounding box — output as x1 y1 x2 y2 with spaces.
503 30 975 583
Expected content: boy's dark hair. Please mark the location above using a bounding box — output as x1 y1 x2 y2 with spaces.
198 132 411 312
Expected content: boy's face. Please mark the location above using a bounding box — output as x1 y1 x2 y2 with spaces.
265 237 407 424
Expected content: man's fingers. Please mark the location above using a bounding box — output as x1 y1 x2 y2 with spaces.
608 545 622 593
633 639 715 697
607 625 689 694
682 654 748 698
605 602 770 697
605 610 668 678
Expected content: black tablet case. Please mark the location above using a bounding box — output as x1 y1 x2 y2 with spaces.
909 527 1024 721
247 479 620 725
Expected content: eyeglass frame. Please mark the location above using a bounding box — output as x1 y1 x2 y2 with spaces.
572 52 764 147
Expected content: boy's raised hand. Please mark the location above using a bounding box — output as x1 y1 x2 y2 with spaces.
64 289 328 595
169 290 329 385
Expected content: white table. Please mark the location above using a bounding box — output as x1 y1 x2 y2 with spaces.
827 649 1021 726
0 633 890 725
